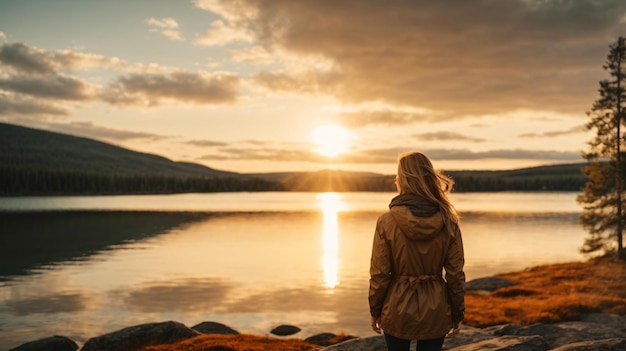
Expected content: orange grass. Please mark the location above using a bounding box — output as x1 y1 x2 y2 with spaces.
464 256 626 327
138 334 316 351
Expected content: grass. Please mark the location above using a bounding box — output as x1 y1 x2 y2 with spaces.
138 257 625 351
138 334 317 351
464 256 626 327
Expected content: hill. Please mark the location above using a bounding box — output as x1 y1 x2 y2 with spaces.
0 122 282 195
446 163 588 192
0 122 235 178
251 163 589 192
0 122 589 195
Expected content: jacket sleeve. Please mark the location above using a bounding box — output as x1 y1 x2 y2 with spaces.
368 216 392 318
444 223 466 323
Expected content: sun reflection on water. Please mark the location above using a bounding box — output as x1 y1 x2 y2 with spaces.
316 192 345 289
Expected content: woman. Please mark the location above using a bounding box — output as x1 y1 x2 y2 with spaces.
369 152 465 351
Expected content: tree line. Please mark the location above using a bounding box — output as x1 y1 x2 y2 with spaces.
0 168 284 195
1 166 589 195
449 174 586 192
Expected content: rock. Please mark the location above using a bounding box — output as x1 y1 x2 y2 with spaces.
497 321 626 349
442 325 496 350
192 321 239 335
550 338 626 351
9 335 78 351
269 324 301 336
305 332 338 346
81 320 200 351
448 335 548 351
465 277 516 292
581 313 626 331
304 332 357 346
322 335 386 351
483 323 524 336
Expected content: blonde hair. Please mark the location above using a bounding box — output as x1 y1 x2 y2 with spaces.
396 152 460 231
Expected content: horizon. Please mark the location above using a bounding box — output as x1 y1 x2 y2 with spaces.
1 120 587 176
1 1 623 173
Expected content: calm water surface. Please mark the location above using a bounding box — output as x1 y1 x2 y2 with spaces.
0 192 586 349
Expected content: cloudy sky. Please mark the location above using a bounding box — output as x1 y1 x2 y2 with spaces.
1 0 625 174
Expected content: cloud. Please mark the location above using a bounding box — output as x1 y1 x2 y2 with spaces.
195 20 253 46
0 40 243 119
336 106 440 128
413 132 486 143
252 70 341 96
196 136 580 166
228 46 275 65
5 292 91 316
146 17 184 41
44 121 168 142
102 71 241 106
0 42 125 74
0 42 56 75
0 93 69 116
199 145 321 162
185 139 229 147
196 0 626 116
113 277 234 313
0 74 99 100
518 125 586 138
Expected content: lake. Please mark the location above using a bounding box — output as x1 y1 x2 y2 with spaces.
0 191 587 349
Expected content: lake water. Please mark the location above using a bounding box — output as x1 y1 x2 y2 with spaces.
0 192 587 349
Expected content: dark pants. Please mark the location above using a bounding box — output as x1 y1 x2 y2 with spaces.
383 332 445 351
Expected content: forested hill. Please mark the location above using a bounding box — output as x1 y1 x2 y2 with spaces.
0 122 588 195
0 122 282 195
251 163 589 193
446 163 588 192
0 122 234 177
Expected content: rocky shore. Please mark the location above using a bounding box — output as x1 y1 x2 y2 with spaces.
9 313 626 351
10 272 626 351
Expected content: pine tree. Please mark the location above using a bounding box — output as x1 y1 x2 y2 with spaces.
578 36 626 259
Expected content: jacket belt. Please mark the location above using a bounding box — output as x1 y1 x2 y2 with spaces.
396 274 444 287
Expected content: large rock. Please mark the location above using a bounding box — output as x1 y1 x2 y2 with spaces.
581 313 626 331
304 333 357 346
449 335 548 351
442 325 497 350
192 321 239 335
81 321 200 351
269 324 301 336
305 332 338 346
321 317 626 351
550 338 626 351
493 321 626 349
465 277 516 292
9 335 78 351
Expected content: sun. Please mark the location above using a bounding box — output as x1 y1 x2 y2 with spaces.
311 125 355 158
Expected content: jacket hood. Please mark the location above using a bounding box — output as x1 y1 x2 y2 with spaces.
389 193 443 240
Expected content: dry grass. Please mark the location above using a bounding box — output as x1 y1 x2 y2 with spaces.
464 256 626 327
138 334 317 351
139 258 625 350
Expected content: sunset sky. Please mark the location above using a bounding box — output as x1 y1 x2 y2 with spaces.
1 0 625 174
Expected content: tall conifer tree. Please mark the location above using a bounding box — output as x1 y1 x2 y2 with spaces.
578 36 626 259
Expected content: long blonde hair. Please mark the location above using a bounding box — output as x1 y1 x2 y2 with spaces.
396 152 460 231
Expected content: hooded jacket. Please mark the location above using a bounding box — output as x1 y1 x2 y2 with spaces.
369 193 465 340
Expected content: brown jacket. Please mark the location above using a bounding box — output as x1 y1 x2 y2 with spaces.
369 194 465 340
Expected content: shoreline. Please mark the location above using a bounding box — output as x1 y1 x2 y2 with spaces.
9 257 625 351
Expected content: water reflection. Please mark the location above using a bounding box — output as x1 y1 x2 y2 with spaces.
0 211 211 279
0 192 589 350
317 193 346 289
